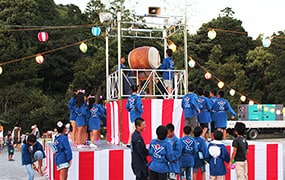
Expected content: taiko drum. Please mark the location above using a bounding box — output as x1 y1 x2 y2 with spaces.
128 46 161 69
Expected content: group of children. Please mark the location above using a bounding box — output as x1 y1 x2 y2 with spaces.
182 85 236 142
20 121 72 180
133 120 248 180
68 89 106 148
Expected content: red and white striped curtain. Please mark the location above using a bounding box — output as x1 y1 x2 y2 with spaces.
106 99 185 144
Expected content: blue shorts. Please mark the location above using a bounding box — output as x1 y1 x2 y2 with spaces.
76 117 86 127
88 118 100 131
193 165 206 173
56 162 70 170
180 167 191 179
70 113 76 121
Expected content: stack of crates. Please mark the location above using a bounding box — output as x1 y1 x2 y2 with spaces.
238 104 283 121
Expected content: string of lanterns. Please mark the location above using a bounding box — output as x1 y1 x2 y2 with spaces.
0 23 281 103
207 28 285 48
0 26 102 75
188 54 259 104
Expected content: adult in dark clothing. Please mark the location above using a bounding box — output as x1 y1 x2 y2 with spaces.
131 118 149 180
123 70 135 96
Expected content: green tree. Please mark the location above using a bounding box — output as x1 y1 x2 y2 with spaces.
264 31 285 104
246 46 275 103
187 8 255 107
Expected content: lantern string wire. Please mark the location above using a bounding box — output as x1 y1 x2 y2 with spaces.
0 24 98 32
207 27 285 40
0 36 99 66
187 54 260 104
207 28 248 35
2 24 285 41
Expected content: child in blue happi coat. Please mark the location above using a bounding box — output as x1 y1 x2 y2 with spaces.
166 123 182 180
193 126 209 180
179 126 197 180
54 121 72 180
126 85 143 146
207 130 230 179
149 125 173 180
211 90 236 140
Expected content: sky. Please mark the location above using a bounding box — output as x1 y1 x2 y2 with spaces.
54 0 285 38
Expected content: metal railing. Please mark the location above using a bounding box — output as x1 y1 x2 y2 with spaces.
107 69 187 100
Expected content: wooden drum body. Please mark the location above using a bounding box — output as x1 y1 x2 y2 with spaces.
128 46 161 69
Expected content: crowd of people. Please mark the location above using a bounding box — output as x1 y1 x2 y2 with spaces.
131 119 248 180
126 77 248 180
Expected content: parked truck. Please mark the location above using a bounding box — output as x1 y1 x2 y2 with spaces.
227 104 285 139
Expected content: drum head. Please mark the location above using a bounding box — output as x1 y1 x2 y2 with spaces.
148 47 161 69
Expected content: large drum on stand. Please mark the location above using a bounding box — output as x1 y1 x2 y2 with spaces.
127 46 161 96
128 46 161 69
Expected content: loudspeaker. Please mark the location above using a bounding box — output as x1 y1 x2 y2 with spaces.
148 7 161 15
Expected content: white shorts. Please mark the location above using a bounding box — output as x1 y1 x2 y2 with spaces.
57 162 70 170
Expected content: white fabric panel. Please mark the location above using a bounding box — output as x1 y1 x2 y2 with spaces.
254 143 267 179
68 151 79 180
124 149 136 180
172 99 183 136
94 150 109 180
151 99 163 139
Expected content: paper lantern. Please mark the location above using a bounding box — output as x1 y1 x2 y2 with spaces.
35 55 44 64
37 32 49 42
263 106 269 112
276 109 281 115
240 95 246 102
168 43 177 52
208 29 216 40
79 43 88 53
204 72 212 79
217 81 224 89
229 89 235 96
248 100 254 105
0 66 2 75
262 37 271 48
188 59 195 68
91 27 101 36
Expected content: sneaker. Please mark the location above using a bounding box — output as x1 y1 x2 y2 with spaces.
77 144 87 149
89 144 97 148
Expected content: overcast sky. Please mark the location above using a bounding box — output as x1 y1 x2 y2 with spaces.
54 0 285 38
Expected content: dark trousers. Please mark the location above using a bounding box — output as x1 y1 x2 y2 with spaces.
135 170 148 180
149 170 167 180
